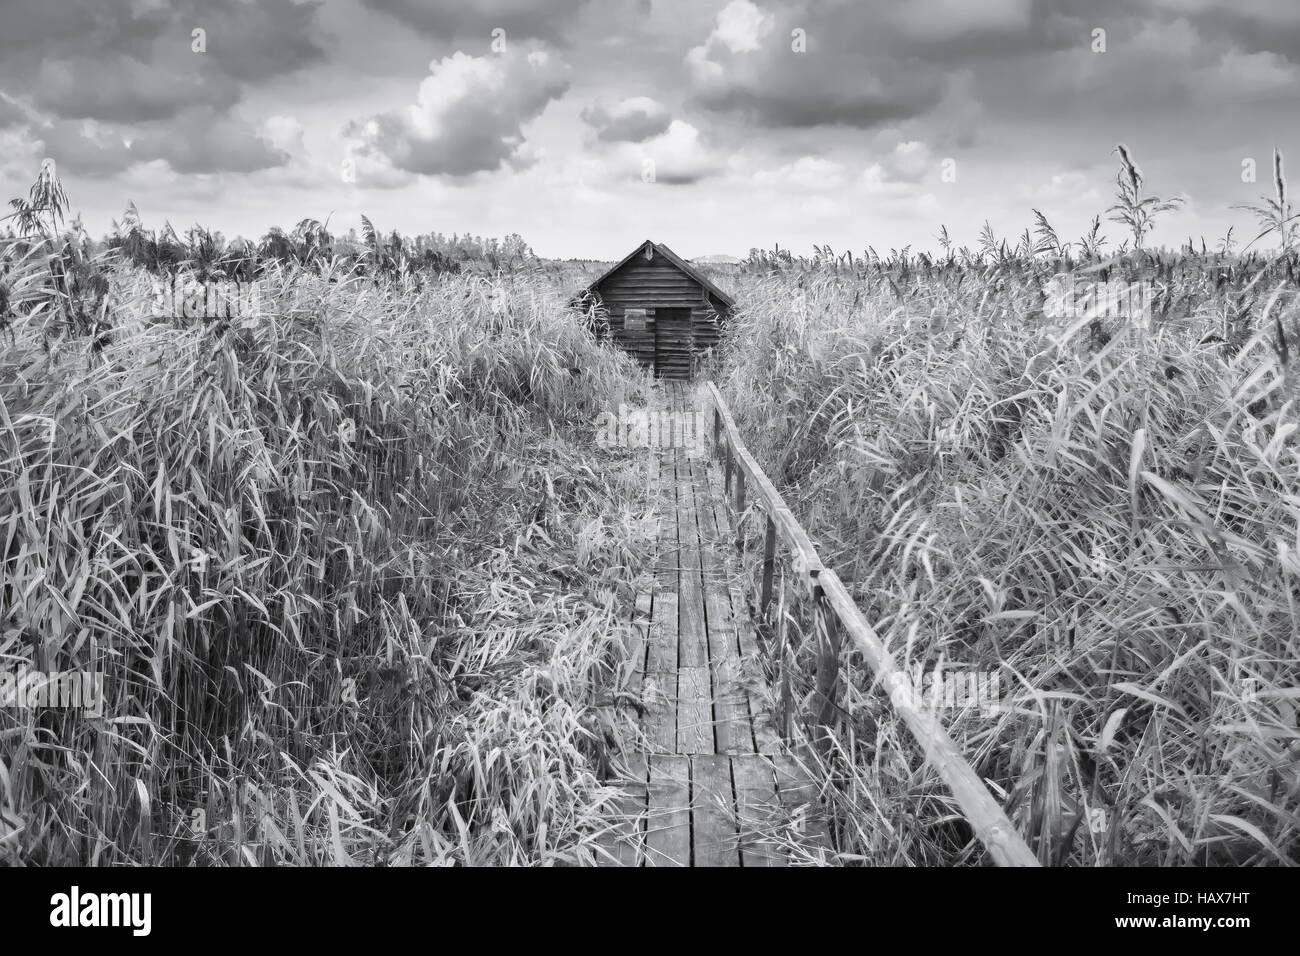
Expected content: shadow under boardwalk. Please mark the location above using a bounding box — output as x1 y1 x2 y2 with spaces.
598 381 832 867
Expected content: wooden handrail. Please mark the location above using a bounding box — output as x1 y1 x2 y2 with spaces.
705 381 1040 868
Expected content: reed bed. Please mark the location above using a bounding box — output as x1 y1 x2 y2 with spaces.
719 259 1300 866
0 263 654 865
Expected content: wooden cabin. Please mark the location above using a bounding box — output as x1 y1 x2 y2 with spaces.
575 240 735 379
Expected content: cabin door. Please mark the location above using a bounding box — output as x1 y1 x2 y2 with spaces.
654 308 693 379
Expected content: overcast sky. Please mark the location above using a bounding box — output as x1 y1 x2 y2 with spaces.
1 0 1297 259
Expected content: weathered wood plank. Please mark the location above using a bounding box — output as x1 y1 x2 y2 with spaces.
645 755 691 867
652 453 678 589
732 755 787 868
691 755 739 867
676 455 710 669
597 754 648 867
691 456 753 755
703 456 783 754
626 590 651 698
645 588 678 675
675 665 714 755
773 753 832 858
644 584 678 752
643 685 676 755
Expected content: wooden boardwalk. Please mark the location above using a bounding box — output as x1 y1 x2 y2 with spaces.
599 383 831 866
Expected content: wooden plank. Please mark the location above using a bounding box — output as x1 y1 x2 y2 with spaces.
644 432 679 754
773 753 832 858
646 587 679 674
597 754 648 866
691 756 739 867
710 657 752 752
645 755 691 867
647 452 660 508
734 617 783 753
691 456 753 754
705 457 783 754
653 458 679 589
644 593 678 754
626 591 651 699
675 665 714 755
732 755 787 868
676 453 710 669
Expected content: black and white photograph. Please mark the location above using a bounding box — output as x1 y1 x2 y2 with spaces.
0 0 1293 920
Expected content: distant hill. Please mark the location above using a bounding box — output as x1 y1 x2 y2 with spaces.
691 254 742 266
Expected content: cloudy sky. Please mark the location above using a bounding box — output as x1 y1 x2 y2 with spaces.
1 0 1297 258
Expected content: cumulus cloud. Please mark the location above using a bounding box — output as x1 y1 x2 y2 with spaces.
34 121 135 177
711 0 773 53
129 108 290 175
606 120 728 185
882 141 934 183
643 121 727 184
1011 7 1300 117
1 0 326 124
581 97 672 143
344 50 570 177
260 115 308 155
587 119 727 186
30 108 288 177
335 147 415 190
33 56 241 124
2 0 1297 258
0 0 324 180
686 1 946 128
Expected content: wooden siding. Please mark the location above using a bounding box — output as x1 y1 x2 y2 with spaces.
654 308 693 379
596 252 729 379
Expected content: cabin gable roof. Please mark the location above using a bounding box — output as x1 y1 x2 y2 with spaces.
582 239 735 310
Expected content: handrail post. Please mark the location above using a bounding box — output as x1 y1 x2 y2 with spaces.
778 576 792 739
811 572 842 759
759 515 777 617
733 469 746 551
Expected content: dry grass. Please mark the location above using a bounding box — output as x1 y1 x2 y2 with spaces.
719 257 1300 866
0 261 657 865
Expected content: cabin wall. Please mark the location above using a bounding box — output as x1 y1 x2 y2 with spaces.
596 255 729 377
